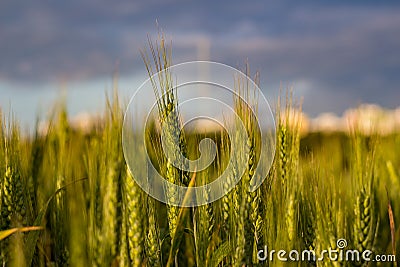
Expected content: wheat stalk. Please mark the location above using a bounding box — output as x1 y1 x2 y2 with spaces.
142 33 189 248
124 166 145 266
0 121 27 265
145 195 161 267
194 151 214 266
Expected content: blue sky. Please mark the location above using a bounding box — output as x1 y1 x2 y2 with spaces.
1 1 400 127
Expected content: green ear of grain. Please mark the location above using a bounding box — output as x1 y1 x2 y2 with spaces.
145 195 161 267
209 241 232 267
124 167 145 266
142 34 191 265
354 188 377 252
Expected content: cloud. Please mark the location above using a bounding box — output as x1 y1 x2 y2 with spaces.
0 0 399 116
204 6 400 115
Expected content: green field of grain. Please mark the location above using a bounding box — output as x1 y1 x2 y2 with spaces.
1 39 399 267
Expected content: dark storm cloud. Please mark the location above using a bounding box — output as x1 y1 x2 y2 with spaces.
0 0 399 115
207 5 400 114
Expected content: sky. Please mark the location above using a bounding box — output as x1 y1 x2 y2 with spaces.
1 1 400 127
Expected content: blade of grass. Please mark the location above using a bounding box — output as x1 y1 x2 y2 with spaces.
24 177 87 267
0 226 43 241
386 187 397 267
166 171 197 267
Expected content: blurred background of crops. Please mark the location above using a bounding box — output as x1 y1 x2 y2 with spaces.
1 87 399 266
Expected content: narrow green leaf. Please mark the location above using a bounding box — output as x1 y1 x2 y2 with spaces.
0 229 18 241
166 172 197 267
24 178 87 267
0 227 43 241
